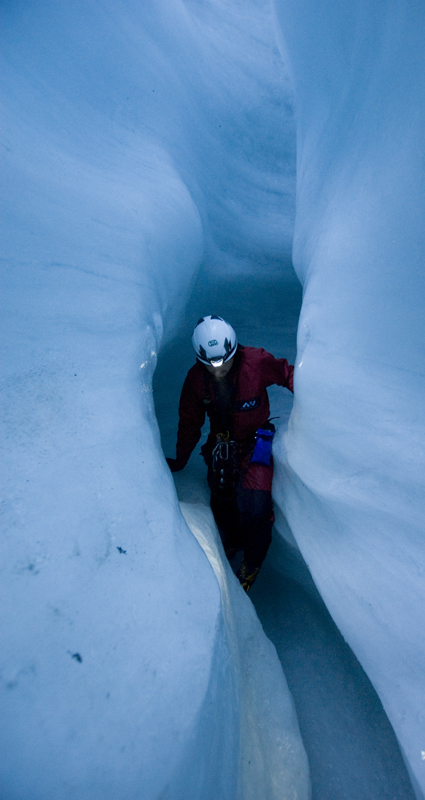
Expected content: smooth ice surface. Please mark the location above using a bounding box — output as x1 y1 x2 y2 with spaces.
0 1 309 798
273 1 425 796
180 502 310 800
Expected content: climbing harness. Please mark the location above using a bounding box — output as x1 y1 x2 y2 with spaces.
211 432 239 495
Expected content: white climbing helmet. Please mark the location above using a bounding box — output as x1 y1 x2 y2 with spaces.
192 315 238 367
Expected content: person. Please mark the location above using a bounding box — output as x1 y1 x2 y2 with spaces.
167 315 294 591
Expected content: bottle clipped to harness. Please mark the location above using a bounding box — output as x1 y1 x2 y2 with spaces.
251 423 275 466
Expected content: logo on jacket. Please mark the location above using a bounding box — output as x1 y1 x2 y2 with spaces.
234 396 261 411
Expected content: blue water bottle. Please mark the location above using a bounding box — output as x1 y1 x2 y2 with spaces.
251 426 275 465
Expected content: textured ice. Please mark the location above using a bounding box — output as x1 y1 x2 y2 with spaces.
0 1 309 798
273 1 425 796
2 0 424 796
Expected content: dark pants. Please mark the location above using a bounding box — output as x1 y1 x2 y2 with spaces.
210 484 273 569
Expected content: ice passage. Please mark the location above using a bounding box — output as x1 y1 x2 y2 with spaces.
1 1 424 799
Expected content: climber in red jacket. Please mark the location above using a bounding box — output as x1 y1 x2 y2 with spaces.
167 315 294 591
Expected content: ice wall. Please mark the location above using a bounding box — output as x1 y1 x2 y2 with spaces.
0 1 309 798
273 1 425 796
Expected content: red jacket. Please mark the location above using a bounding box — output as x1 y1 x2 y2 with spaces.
175 345 294 469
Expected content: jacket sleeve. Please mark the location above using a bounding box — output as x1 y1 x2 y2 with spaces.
175 371 206 467
259 348 294 393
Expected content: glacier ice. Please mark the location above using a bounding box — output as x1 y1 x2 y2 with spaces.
180 502 309 800
2 0 423 796
0 0 309 798
273 0 425 796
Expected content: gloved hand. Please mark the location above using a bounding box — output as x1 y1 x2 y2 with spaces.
166 457 185 473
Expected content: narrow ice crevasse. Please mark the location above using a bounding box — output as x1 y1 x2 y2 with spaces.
2 0 424 796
